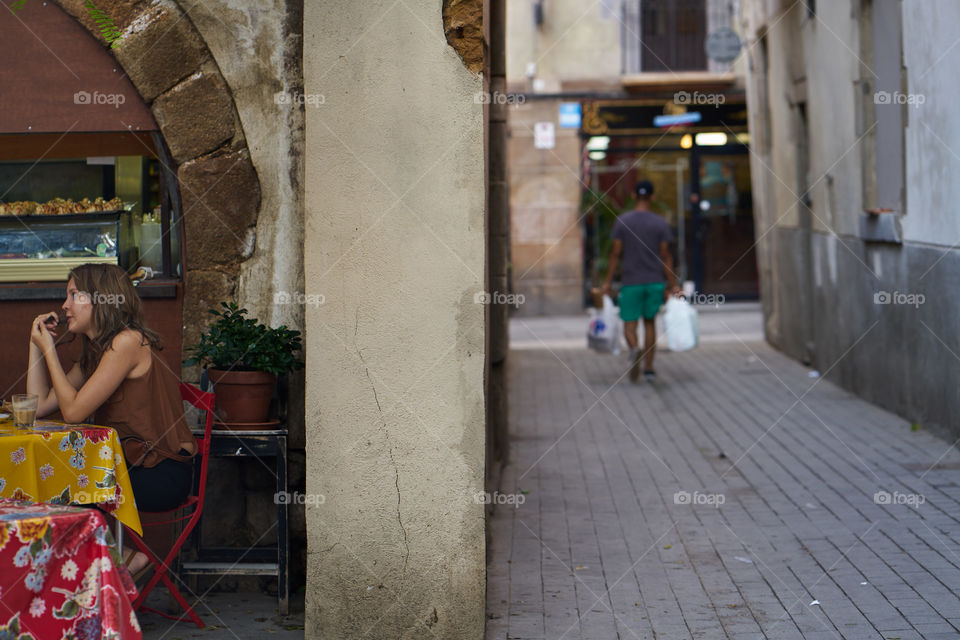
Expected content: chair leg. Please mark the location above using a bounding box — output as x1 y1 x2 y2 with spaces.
158 570 205 628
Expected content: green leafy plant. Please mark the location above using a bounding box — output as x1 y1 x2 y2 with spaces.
184 302 304 376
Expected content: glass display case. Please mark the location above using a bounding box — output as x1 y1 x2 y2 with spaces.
0 211 124 282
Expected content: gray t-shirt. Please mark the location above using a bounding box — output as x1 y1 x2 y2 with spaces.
611 209 673 285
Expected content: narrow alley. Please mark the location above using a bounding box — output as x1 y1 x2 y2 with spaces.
486 308 960 640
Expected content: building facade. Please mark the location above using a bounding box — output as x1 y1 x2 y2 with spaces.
507 0 755 316
741 0 960 436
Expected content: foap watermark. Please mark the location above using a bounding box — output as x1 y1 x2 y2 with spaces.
74 490 127 505
72 290 125 307
874 291 925 308
874 91 925 107
474 91 525 105
674 90 725 107
474 291 525 307
684 291 725 307
275 490 325 505
74 90 126 108
674 490 726 507
474 491 526 508
275 91 325 108
874 490 925 508
274 290 325 307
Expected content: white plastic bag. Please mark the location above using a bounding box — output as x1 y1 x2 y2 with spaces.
587 295 623 355
663 296 698 351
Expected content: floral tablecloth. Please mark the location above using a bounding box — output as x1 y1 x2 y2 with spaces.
0 421 142 535
0 498 142 639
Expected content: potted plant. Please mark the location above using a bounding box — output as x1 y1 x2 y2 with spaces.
185 302 304 424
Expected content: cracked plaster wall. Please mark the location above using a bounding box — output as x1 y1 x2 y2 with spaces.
304 0 486 638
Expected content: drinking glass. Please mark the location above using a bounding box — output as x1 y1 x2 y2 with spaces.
12 394 38 430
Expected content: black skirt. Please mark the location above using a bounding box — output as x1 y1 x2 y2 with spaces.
127 450 193 512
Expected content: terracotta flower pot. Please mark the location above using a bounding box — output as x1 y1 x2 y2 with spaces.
207 369 276 424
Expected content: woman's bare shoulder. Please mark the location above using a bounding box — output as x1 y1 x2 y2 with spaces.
110 329 151 354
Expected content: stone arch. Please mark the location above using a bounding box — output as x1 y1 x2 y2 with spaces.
52 0 262 365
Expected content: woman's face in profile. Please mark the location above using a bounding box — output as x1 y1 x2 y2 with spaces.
63 278 94 335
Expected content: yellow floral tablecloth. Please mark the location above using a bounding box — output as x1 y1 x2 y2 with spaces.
0 420 142 535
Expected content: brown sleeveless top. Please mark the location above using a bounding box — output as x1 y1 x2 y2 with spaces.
94 348 196 468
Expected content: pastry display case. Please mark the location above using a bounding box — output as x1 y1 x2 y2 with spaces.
0 200 128 282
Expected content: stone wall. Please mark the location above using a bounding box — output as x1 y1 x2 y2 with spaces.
172 0 308 592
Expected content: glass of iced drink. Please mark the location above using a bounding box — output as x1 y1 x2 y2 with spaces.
12 394 38 430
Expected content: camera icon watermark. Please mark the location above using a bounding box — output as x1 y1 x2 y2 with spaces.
273 290 325 307
274 91 325 108
874 291 925 308
73 90 126 109
474 491 525 508
474 91 525 105
874 91 925 107
674 490 725 507
474 291 525 307
674 91 725 107
874 490 924 508
274 490 325 506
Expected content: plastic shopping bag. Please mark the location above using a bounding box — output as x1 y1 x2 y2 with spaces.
663 296 698 352
587 295 623 355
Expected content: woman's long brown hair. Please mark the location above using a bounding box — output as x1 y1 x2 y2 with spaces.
67 264 161 377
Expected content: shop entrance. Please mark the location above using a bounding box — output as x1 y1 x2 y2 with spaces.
583 133 759 301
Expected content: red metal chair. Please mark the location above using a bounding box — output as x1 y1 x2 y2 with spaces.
124 382 215 628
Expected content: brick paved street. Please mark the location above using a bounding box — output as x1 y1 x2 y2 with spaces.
486 309 960 640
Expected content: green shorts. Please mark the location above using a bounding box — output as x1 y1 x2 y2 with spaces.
619 283 665 322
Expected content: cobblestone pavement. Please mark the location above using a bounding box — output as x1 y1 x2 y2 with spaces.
487 310 960 640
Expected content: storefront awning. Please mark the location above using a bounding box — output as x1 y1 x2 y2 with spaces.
0 1 157 134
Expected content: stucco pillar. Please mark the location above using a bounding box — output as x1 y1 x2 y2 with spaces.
303 2 486 638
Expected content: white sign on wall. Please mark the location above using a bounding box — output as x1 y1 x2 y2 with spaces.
534 122 555 149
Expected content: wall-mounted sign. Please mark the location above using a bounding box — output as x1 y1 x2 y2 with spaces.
558 102 582 129
705 27 742 63
534 122 555 149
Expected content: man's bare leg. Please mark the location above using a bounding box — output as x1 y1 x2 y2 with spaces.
624 320 641 382
624 320 639 350
642 318 657 376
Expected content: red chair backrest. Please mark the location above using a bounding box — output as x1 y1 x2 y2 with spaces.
179 383 215 511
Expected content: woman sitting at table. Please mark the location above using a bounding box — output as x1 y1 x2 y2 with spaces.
26 263 196 576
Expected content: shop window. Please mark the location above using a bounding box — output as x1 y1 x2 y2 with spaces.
0 134 183 284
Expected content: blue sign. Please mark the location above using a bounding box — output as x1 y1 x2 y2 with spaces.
653 112 702 127
558 102 582 129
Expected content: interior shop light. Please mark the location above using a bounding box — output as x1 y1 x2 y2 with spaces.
694 132 728 146
586 136 610 151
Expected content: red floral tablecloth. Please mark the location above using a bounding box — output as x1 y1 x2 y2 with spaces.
0 498 141 640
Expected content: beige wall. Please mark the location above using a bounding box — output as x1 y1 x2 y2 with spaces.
303 1 486 638
507 0 621 87
508 99 583 315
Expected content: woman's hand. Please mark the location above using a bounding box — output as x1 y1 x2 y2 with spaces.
30 312 59 355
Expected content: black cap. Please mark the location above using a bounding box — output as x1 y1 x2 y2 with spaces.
635 180 654 197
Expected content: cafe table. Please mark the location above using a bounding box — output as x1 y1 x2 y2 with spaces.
0 497 142 639
0 419 143 537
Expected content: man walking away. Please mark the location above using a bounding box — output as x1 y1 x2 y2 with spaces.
602 180 680 382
